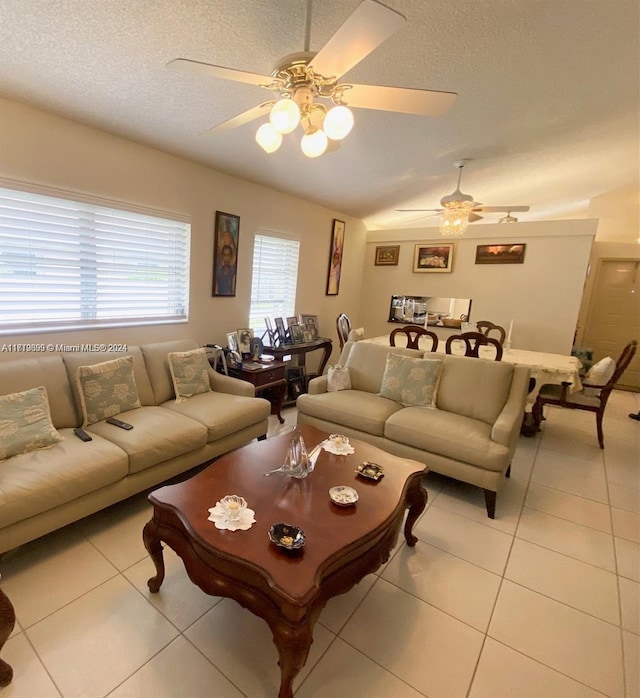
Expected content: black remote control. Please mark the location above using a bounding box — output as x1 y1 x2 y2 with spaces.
73 427 93 442
106 416 134 430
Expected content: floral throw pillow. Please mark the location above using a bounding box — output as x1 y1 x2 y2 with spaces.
379 353 443 408
168 348 212 402
77 356 141 426
0 386 63 459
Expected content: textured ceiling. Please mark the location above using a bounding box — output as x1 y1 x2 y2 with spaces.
0 0 638 229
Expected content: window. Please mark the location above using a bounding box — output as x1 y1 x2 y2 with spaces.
249 233 300 333
0 185 190 334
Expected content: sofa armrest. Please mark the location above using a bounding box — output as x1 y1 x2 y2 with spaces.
307 375 328 394
208 368 254 397
491 366 531 446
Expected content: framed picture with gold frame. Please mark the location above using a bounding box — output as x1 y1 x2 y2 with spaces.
375 245 400 266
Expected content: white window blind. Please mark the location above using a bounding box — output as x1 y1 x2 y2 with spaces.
249 233 300 334
0 186 190 334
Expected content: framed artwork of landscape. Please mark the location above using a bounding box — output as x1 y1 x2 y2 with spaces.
413 244 454 273
475 243 526 264
375 245 400 266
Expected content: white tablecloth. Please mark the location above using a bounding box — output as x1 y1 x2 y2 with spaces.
364 336 583 393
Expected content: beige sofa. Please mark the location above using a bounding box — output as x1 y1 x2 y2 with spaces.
0 339 271 554
297 341 530 518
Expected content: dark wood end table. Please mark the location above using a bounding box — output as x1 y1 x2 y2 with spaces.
143 425 427 698
226 359 287 424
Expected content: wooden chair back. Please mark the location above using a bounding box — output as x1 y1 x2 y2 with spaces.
336 313 352 349
475 321 506 345
445 331 503 360
390 325 439 351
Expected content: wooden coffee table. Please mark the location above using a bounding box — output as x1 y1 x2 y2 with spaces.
143 425 428 698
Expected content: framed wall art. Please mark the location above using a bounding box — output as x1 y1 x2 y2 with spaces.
326 218 345 295
375 245 400 266
212 211 240 296
413 244 454 273
475 243 526 264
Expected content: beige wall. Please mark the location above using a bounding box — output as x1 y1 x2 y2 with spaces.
588 184 639 243
0 98 366 365
362 220 596 354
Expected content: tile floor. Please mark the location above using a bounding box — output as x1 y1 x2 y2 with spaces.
1 390 639 697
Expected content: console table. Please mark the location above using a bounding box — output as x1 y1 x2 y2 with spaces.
261 337 333 379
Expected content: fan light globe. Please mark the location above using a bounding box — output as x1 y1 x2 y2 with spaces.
440 207 469 237
323 105 354 140
301 129 328 158
256 123 282 153
270 98 301 134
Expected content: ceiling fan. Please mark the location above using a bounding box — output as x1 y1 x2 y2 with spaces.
396 160 530 234
167 0 457 157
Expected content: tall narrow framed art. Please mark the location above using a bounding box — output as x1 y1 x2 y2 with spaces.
326 219 345 295
213 211 240 296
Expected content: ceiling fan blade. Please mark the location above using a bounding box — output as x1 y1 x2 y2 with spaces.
346 83 457 116
468 213 484 223
201 103 272 136
473 205 530 213
168 58 270 87
308 0 405 80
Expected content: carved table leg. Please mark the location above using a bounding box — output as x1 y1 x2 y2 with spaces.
143 519 165 593
271 620 314 698
0 586 16 687
404 475 428 546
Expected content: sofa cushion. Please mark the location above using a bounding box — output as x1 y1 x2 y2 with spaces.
87 406 207 474
434 353 514 425
0 429 128 528
379 354 442 407
162 392 271 441
327 365 351 392
140 339 201 404
168 348 212 401
385 407 511 472
63 347 156 407
296 390 403 437
0 355 78 428
77 356 142 426
345 341 424 393
0 386 63 459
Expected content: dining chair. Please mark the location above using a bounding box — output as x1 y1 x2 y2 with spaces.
532 340 637 449
445 331 503 360
476 321 506 345
390 325 439 351
336 313 352 349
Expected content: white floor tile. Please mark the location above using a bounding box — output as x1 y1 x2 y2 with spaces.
415 506 513 574
469 637 606 698
538 433 605 461
612 507 640 544
318 573 376 634
535 447 605 478
517 508 616 572
489 580 624 697
340 578 484 698
618 576 639 633
185 598 334 698
382 541 501 631
623 630 639 698
531 461 609 504
525 482 612 533
505 538 620 624
1 633 61 698
608 482 640 514
108 636 244 698
0 529 118 628
296 638 424 698
615 537 640 582
26 575 178 698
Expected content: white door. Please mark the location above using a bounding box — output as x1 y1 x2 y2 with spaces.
583 259 640 390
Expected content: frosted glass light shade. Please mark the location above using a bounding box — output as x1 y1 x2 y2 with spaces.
323 105 354 140
256 123 282 153
270 99 300 134
301 129 328 158
440 207 470 237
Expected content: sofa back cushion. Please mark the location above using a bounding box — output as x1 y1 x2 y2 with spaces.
140 339 200 404
0 355 78 428
63 346 155 409
345 341 424 394
435 353 515 425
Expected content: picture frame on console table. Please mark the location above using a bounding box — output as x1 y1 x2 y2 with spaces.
326 218 345 295
236 328 254 355
299 314 319 340
212 211 240 296
413 243 454 273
